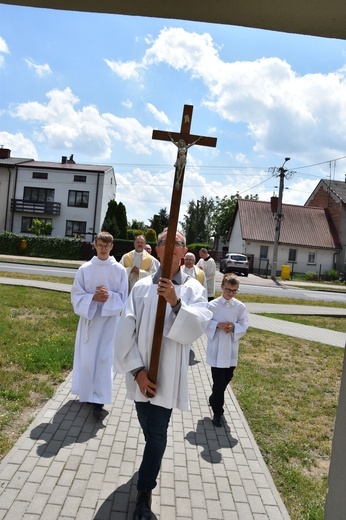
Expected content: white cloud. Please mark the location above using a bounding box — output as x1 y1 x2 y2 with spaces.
0 36 10 68
24 57 52 77
10 87 158 159
104 58 143 80
111 27 346 164
146 103 170 124
122 99 133 109
0 131 38 159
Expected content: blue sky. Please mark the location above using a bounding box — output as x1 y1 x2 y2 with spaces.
1 4 346 224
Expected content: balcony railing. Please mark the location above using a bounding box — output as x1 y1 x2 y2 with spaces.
11 199 61 215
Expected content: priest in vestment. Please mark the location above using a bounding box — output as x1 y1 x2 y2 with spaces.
181 252 207 288
114 229 212 520
120 235 158 292
71 231 128 417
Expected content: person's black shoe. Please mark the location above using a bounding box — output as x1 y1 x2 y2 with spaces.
212 415 223 427
133 490 152 520
92 403 104 418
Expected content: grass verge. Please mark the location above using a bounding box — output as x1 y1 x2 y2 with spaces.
232 329 343 520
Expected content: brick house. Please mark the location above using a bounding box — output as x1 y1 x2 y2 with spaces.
305 179 346 274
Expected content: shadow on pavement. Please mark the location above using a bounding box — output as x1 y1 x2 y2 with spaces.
94 473 158 520
185 416 238 464
30 399 107 458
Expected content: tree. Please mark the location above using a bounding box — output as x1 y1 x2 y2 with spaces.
29 218 53 236
102 200 120 238
115 202 128 239
145 228 157 243
102 200 128 239
148 207 169 236
180 196 215 245
212 193 258 243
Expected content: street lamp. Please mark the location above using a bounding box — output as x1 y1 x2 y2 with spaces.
269 157 295 280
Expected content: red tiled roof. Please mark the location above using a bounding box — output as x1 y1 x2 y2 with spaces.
236 199 340 249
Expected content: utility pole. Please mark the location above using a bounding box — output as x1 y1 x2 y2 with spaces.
269 157 295 280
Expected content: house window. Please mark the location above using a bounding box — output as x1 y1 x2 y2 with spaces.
68 190 89 208
21 217 52 234
260 246 268 259
32 172 48 179
23 187 54 202
66 220 86 237
288 249 297 262
74 175 87 182
308 251 316 264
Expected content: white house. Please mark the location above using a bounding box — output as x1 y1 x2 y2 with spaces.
227 199 341 276
0 148 116 241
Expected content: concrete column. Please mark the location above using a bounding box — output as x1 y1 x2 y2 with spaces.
324 344 346 519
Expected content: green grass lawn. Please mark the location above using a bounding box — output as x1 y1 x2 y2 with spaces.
0 279 345 520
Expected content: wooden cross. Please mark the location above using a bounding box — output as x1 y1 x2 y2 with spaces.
147 104 217 394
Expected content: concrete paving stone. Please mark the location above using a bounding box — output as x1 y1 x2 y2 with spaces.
4 500 30 519
57 468 77 487
40 503 62 520
45 460 65 478
238 465 254 479
159 470 175 489
259 486 279 505
236 501 256 519
47 484 70 505
232 484 249 502
75 463 93 481
86 471 104 490
176 496 192 517
68 478 88 498
191 508 209 520
219 490 236 510
60 495 82 517
203 481 219 500
159 486 175 506
266 504 290 520
248 494 267 514
93 458 108 475
7 470 30 490
16 480 39 501
222 511 239 520
80 488 100 508
175 480 191 498
205 498 223 519
243 478 261 495
37 475 59 495
26 492 49 514
0 487 19 508
0 464 20 484
173 465 188 481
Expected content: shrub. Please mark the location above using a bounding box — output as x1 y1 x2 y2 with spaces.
324 269 339 281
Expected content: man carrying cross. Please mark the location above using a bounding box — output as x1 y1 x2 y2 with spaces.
114 228 212 519
114 105 216 519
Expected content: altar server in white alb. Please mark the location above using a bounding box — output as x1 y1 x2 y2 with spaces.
206 273 249 427
114 228 212 520
71 231 128 418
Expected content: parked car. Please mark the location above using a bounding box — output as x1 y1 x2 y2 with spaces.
219 253 249 276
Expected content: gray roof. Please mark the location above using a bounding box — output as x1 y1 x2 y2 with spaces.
305 179 346 205
234 199 341 250
0 158 33 166
18 160 113 173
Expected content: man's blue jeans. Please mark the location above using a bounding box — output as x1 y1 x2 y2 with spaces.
135 401 172 491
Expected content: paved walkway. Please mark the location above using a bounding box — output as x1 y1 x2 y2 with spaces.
0 277 345 520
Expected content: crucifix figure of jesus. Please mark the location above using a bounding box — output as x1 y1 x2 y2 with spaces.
147 104 217 392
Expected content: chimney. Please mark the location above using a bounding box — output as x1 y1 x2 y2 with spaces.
0 147 11 159
271 196 278 215
67 154 75 164
61 156 67 164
